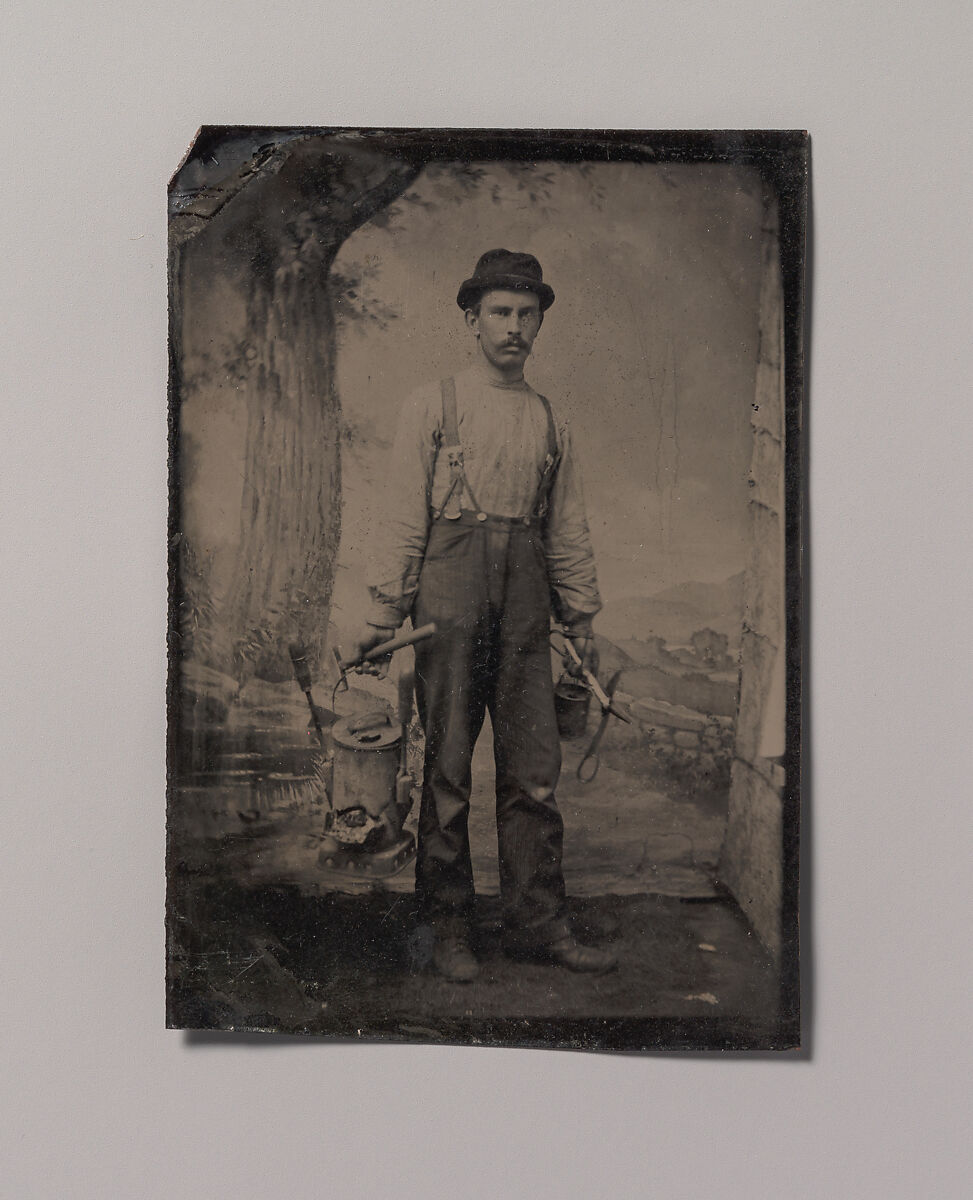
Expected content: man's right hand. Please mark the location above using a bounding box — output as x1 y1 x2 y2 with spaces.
349 625 396 678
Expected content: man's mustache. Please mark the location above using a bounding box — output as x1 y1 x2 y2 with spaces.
503 339 527 349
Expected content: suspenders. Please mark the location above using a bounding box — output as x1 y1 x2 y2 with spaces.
432 376 560 524
434 376 480 519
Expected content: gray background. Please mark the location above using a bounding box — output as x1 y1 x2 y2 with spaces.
2 2 970 1198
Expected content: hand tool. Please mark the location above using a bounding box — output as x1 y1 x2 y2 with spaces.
331 622 437 693
557 633 632 724
576 670 624 783
287 642 336 745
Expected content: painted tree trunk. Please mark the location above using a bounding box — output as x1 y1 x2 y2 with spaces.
225 250 342 682
170 135 420 699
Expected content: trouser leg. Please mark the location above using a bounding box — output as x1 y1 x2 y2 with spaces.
412 523 489 931
491 530 571 946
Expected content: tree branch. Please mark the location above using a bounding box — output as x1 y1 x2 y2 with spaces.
340 156 423 236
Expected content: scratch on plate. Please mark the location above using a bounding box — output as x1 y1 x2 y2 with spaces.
229 953 265 982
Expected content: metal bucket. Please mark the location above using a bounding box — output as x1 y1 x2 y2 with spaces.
331 710 402 818
554 680 590 740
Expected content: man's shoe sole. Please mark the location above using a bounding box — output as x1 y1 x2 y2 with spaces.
433 964 480 983
505 945 619 975
549 950 618 975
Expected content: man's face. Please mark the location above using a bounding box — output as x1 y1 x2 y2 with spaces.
466 288 542 374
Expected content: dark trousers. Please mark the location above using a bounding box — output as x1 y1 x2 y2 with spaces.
412 514 571 947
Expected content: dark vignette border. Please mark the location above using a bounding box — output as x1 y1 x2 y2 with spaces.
167 128 809 1054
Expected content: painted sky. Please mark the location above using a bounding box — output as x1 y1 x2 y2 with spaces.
333 161 766 620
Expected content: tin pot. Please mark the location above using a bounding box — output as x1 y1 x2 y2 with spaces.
554 679 590 740
331 710 402 817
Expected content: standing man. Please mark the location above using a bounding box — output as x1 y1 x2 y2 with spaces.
352 249 617 982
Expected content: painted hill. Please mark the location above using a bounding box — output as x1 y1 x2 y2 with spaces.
590 634 637 679
597 572 745 648
585 634 737 718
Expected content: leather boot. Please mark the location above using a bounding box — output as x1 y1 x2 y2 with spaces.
546 935 618 974
508 935 618 974
432 935 480 983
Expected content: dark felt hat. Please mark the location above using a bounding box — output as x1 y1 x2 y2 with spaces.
456 249 555 312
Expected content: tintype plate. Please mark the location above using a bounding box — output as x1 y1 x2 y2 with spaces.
167 128 806 1051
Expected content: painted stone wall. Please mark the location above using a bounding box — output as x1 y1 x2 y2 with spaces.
718 194 788 959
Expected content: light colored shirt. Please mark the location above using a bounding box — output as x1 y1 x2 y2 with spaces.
366 360 602 629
